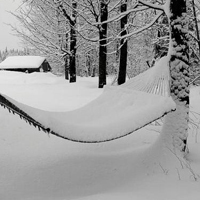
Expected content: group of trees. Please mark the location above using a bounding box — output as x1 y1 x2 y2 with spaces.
12 0 198 87
0 48 30 62
5 0 199 153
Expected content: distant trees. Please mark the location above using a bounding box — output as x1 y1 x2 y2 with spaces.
0 48 8 62
11 0 70 73
0 48 29 62
10 0 153 86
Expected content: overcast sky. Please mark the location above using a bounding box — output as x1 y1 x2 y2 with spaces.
0 0 23 51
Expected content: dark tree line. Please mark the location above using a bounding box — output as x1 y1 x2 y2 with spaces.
0 48 30 62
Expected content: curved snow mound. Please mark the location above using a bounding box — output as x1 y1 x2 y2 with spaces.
1 86 176 143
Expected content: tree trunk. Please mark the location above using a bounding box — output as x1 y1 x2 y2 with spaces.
163 0 189 153
98 1 108 88
64 55 69 80
191 0 200 56
64 33 69 80
69 1 77 83
118 0 128 85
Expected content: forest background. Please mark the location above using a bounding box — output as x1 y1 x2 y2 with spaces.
0 0 200 87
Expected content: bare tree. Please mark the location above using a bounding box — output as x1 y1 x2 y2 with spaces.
118 0 128 85
53 0 77 82
0 0 192 155
11 0 70 73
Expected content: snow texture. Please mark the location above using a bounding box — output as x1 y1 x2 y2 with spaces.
1 86 176 142
0 56 46 69
0 72 200 200
0 56 175 142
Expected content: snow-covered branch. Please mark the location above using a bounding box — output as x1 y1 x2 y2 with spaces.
119 11 164 40
138 0 164 11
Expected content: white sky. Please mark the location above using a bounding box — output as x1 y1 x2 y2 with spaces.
0 0 23 51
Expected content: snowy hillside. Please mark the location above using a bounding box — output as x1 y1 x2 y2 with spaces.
0 71 200 200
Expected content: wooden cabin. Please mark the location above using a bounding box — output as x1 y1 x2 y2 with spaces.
0 56 51 73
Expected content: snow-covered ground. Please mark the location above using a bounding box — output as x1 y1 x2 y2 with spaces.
0 71 200 200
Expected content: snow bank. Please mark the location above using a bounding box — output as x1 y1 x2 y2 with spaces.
0 71 58 84
0 56 175 142
0 72 200 200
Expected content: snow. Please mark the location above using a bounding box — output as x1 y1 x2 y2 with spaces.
163 0 171 19
0 57 175 142
1 85 175 142
0 56 46 69
122 55 170 96
0 71 200 200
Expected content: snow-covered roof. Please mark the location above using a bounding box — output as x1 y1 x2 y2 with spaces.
0 56 46 69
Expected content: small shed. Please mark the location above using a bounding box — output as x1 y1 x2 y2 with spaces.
0 56 51 73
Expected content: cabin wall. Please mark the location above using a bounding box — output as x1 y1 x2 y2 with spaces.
41 60 51 72
1 68 40 73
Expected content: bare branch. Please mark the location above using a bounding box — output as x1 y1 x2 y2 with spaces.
119 11 164 40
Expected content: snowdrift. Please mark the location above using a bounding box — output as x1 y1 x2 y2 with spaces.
0 85 175 142
0 56 176 142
